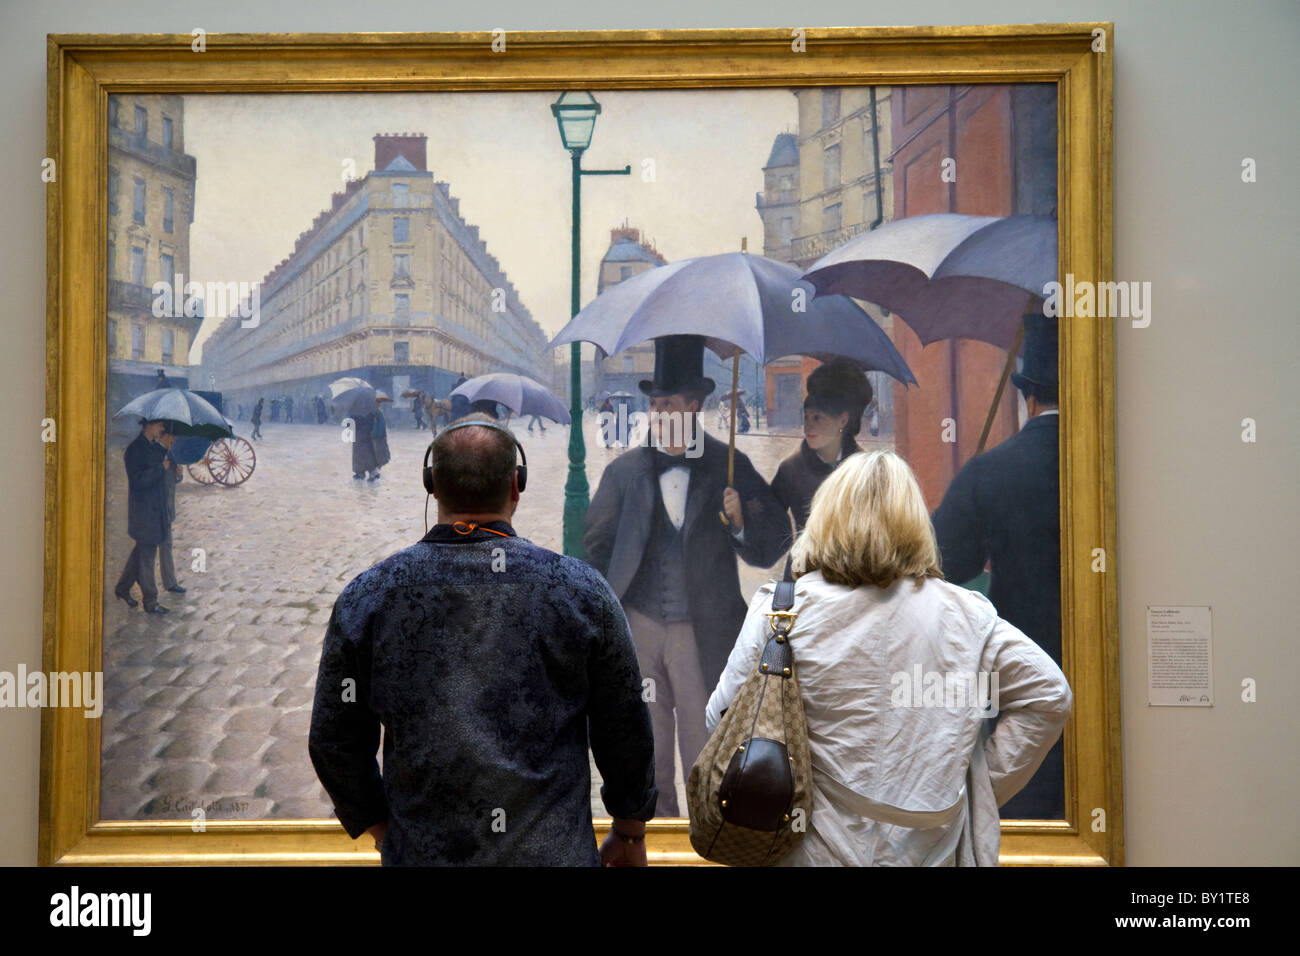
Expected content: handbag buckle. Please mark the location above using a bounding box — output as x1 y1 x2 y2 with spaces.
765 610 798 634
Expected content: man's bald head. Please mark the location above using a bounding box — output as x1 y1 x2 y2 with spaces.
429 413 518 513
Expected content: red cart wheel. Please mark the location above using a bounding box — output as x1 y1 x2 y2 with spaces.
208 436 257 486
187 458 217 484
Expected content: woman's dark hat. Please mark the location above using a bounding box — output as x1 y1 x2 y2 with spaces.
639 335 717 398
1010 313 1058 391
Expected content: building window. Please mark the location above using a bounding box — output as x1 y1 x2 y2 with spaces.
392 183 409 201
780 217 793 244
393 217 409 243
132 324 144 360
864 190 880 226
134 105 147 137
620 265 633 281
779 174 793 191
394 293 410 325
393 254 411 279
163 187 174 233
823 203 842 234
131 247 145 285
822 90 840 128
133 178 145 225
108 168 119 215
160 252 174 286
161 328 174 364
823 144 841 192
162 116 173 149
622 354 635 372
394 341 410 364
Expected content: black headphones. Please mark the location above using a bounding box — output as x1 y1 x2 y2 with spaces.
422 420 528 496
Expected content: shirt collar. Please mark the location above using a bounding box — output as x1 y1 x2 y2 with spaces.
421 521 517 543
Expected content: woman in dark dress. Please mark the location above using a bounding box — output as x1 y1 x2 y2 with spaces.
770 358 874 553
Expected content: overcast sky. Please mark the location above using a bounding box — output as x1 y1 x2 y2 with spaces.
184 90 799 363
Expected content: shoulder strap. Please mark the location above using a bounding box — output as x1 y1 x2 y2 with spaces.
773 558 795 611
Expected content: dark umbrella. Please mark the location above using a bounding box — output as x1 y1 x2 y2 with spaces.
113 388 233 441
802 213 1057 451
450 373 571 425
553 252 915 382
551 250 917 500
328 377 379 418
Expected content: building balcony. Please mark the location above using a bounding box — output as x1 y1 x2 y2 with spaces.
109 126 197 181
108 279 155 313
755 190 799 209
790 219 872 265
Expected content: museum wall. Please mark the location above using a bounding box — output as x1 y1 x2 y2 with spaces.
0 0 1294 865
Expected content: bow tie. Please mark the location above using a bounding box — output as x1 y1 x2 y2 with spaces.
652 449 701 476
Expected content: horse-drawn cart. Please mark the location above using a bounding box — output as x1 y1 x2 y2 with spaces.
170 390 257 487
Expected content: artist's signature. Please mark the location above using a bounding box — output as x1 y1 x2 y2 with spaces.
156 795 252 814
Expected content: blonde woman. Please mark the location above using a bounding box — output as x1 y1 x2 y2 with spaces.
704 450 1071 866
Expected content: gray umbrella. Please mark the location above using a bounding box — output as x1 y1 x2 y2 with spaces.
802 213 1058 454
450 373 571 425
800 213 1057 350
328 376 379 418
550 251 916 385
113 388 233 441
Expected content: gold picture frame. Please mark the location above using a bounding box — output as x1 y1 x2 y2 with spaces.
42 25 1118 865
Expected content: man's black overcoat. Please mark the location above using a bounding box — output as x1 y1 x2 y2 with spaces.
583 430 788 691
124 431 168 546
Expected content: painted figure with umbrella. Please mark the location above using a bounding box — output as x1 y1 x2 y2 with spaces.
449 372 572 429
110 388 235 613
802 212 1066 818
578 333 791 816
329 377 392 481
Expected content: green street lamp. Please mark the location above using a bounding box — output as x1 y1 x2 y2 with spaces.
552 91 630 559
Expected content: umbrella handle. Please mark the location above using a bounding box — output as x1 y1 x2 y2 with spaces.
727 352 739 487
976 324 1026 455
719 351 741 526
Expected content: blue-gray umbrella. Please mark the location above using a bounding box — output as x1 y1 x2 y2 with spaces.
450 373 571 425
113 388 233 441
801 213 1058 453
801 213 1057 350
551 252 916 387
328 376 379 418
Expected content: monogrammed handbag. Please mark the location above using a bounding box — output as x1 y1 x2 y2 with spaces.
687 576 813 866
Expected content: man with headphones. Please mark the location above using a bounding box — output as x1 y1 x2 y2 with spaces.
310 413 658 866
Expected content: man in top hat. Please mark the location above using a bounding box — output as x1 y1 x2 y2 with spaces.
931 314 1064 819
584 335 789 816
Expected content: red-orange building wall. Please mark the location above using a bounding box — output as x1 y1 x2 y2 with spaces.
890 85 1022 510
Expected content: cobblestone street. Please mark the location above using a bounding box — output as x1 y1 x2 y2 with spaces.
100 412 888 823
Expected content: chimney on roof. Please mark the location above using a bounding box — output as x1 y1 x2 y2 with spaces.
611 225 642 245
373 133 428 172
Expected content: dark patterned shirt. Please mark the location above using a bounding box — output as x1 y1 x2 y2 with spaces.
308 521 657 865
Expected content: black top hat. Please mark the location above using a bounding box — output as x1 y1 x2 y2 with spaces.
638 335 717 398
1010 313 1058 391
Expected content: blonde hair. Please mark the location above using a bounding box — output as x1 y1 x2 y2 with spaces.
790 450 944 589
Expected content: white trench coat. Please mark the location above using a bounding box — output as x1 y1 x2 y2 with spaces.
705 570 1072 866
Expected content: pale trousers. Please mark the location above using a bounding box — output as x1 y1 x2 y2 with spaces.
624 607 711 817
